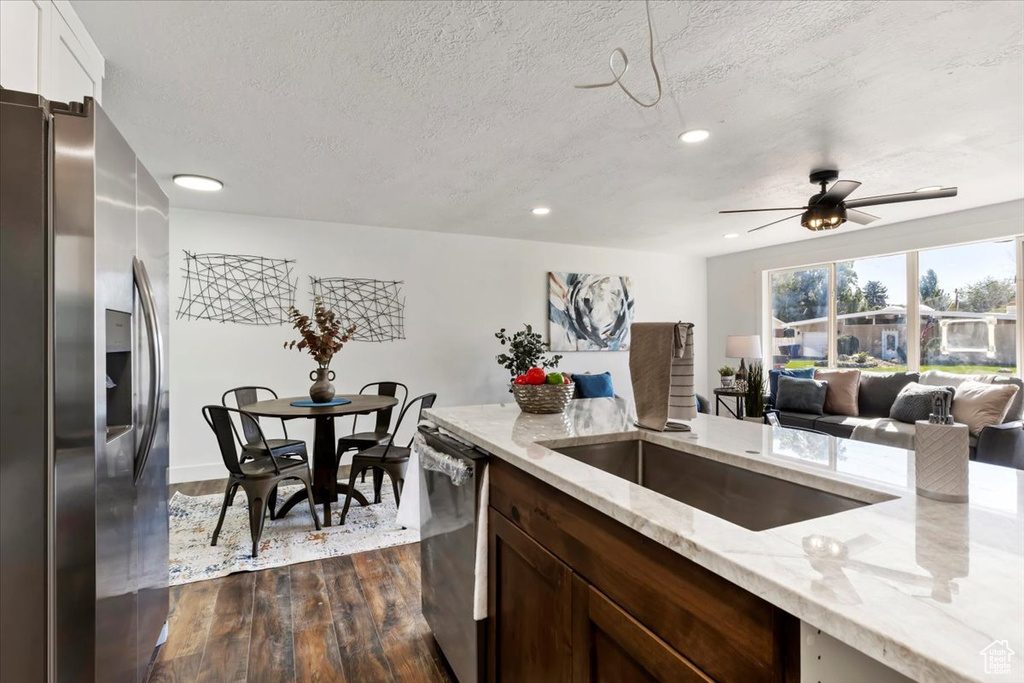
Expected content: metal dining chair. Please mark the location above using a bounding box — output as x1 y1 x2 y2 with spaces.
222 386 308 462
203 405 320 557
336 381 408 483
338 392 437 524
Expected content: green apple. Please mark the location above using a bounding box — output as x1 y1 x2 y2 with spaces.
545 372 564 385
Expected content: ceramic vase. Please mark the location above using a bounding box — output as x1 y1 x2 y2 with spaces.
914 420 969 503
720 376 734 388
309 367 336 403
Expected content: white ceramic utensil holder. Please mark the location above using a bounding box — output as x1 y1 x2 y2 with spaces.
914 420 969 503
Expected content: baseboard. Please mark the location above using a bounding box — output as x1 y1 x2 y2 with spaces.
169 462 226 484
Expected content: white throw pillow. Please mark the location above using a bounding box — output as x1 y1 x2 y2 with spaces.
951 381 1020 436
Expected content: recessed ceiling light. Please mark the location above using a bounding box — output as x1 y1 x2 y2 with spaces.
532 207 551 216
173 174 223 192
916 186 942 193
723 233 739 239
679 129 710 144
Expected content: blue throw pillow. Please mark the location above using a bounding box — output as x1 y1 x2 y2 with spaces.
572 372 615 398
769 368 816 404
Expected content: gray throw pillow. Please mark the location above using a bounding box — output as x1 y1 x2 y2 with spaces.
858 371 919 417
776 375 829 415
890 382 956 424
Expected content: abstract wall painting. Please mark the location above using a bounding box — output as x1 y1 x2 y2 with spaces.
311 277 406 342
548 272 634 351
176 252 296 325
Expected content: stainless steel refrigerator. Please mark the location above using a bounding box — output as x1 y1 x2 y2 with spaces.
0 88 170 683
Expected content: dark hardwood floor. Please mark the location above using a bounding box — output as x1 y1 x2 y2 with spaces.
154 480 455 683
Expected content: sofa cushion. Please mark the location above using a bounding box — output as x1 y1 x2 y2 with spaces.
768 368 816 404
858 371 919 417
776 376 828 415
952 381 1020 436
890 382 956 424
814 368 861 416
992 376 1024 422
776 411 822 431
814 414 874 439
850 418 917 451
920 369 990 389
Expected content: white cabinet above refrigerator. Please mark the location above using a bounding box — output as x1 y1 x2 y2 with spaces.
0 0 104 104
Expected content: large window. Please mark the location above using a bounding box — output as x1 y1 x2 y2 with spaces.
771 266 829 368
767 237 1022 376
919 240 1018 374
836 255 907 373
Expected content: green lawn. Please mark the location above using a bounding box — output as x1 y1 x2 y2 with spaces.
780 359 1016 375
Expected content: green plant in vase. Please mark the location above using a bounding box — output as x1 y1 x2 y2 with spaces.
495 324 562 391
718 365 736 387
744 363 765 421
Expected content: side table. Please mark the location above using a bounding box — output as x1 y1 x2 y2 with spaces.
713 387 746 420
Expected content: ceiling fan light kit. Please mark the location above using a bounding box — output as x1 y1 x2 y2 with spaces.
720 169 958 234
802 204 846 231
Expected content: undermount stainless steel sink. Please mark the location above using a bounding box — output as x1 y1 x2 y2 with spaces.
551 438 871 531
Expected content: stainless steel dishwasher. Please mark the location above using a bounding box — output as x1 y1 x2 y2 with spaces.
417 426 489 683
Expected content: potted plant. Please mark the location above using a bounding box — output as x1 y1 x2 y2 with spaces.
743 363 765 423
495 324 563 388
496 324 572 413
718 365 736 388
284 297 357 402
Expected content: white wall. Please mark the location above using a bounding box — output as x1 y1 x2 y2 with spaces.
170 209 707 482
705 200 1024 385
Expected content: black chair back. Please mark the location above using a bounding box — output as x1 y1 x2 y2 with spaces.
222 386 284 445
353 381 409 435
379 392 437 460
203 405 280 476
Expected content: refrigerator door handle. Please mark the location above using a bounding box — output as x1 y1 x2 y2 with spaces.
133 256 163 485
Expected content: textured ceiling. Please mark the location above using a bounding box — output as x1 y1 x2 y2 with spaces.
72 0 1024 256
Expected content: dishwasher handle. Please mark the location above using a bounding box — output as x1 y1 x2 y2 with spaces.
414 432 474 486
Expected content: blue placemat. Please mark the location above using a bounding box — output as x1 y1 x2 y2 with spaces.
290 397 352 407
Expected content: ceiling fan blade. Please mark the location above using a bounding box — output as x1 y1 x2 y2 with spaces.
845 187 957 209
748 213 802 233
719 207 807 214
817 180 861 204
846 209 879 225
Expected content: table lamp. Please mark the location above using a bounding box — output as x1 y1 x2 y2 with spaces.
726 335 762 384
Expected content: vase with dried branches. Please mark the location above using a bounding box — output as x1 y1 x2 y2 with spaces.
283 298 357 402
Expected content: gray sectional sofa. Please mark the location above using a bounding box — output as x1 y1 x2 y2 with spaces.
770 370 1024 470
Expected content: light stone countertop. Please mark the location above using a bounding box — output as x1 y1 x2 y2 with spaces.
423 397 1024 683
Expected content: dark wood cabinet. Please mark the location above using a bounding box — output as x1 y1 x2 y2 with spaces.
571 575 713 683
488 458 800 683
488 510 573 682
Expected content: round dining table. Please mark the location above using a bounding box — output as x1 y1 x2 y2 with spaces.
241 394 399 526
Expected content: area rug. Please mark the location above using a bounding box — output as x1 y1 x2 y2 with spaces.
169 483 418 585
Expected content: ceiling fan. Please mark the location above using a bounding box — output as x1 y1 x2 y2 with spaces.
720 170 958 233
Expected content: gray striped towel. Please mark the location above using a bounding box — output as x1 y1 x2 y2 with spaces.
669 323 696 422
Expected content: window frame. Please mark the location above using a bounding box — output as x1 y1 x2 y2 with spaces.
762 235 1024 377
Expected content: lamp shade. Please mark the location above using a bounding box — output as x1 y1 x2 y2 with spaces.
726 335 762 359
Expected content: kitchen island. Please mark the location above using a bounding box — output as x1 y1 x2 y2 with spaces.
423 397 1023 683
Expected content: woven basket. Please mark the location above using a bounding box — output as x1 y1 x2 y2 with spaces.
512 382 575 414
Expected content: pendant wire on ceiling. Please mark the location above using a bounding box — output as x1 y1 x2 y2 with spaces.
574 0 662 108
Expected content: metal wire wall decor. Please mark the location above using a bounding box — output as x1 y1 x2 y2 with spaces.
310 277 406 342
176 251 297 325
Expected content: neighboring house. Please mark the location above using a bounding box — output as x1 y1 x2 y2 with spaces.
773 305 1017 366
